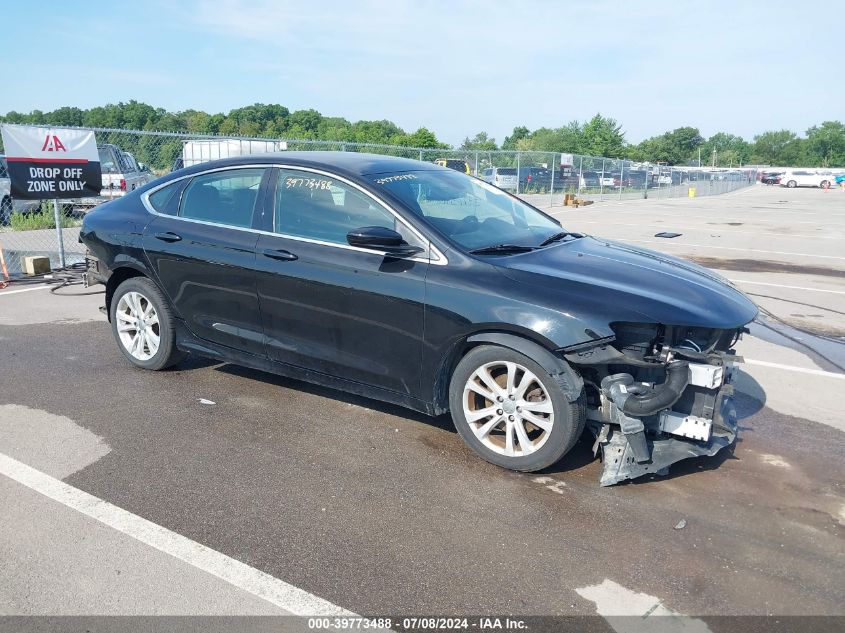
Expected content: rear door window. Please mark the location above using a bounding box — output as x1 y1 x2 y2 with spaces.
148 180 188 216
180 168 265 228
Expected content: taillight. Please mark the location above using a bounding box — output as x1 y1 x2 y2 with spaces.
120 179 126 191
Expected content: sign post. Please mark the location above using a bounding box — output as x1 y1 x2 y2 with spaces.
52 199 65 268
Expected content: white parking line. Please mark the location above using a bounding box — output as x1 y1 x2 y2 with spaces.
625 240 845 261
728 279 845 295
0 452 353 617
744 359 845 380
566 220 840 240
546 209 838 225
0 285 51 296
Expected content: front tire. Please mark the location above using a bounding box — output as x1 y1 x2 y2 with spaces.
110 277 186 370
449 345 586 472
786 180 797 188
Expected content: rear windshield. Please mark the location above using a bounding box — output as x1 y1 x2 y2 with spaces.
496 168 516 175
98 147 119 174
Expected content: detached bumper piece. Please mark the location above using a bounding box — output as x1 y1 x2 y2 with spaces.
592 356 738 486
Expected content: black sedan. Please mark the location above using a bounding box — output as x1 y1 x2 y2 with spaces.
761 172 783 185
81 153 757 485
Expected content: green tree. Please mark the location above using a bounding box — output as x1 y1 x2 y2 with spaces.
406 127 444 148
632 127 703 164
121 101 158 130
288 109 322 138
43 107 84 127
460 132 498 151
750 130 802 165
580 114 626 157
502 126 530 150
804 121 845 166
186 111 213 134
700 132 750 166
351 120 404 144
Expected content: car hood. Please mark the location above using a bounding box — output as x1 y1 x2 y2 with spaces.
496 236 758 329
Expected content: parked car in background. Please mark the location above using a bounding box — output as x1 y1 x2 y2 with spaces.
519 167 551 190
54 144 157 216
481 167 518 190
650 172 672 187
434 158 470 174
780 169 835 188
761 172 783 185
0 154 42 225
579 171 601 188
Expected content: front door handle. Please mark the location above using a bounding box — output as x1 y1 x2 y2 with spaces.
154 232 182 243
262 248 298 261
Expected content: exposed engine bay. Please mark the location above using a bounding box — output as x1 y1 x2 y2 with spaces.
565 322 745 486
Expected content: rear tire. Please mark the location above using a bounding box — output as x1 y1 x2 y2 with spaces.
110 277 186 370
786 180 797 188
820 180 830 189
448 345 586 472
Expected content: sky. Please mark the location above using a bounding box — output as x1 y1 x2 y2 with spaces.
0 0 841 146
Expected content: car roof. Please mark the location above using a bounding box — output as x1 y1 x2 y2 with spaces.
173 151 442 179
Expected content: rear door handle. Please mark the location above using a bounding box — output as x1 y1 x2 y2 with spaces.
154 232 182 243
262 248 298 261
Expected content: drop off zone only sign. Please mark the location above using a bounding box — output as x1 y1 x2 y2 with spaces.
0 124 102 199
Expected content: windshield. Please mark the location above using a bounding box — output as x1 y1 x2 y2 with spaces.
372 169 563 251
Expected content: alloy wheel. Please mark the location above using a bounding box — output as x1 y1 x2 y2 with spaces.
462 361 555 457
115 291 160 361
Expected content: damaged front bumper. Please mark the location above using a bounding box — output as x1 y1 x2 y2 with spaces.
586 355 740 486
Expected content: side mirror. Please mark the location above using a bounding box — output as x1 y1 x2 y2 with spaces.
346 226 424 257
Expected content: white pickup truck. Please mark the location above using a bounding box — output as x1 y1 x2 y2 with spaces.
97 144 156 198
59 144 156 214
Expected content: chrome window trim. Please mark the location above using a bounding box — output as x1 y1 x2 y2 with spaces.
141 163 447 266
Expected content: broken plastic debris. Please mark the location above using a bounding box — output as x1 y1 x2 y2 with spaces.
674 519 687 530
654 232 682 238
198 398 216 405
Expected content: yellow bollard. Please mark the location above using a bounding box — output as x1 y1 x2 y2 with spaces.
688 187 697 198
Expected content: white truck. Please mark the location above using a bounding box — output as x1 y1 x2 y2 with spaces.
173 139 288 171
98 144 156 198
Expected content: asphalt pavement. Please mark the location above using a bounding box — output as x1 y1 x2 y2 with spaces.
0 185 843 625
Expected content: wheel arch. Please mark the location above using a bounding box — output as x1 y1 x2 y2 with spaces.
432 329 584 415
105 265 148 321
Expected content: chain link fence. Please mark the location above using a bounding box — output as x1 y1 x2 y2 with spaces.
0 126 760 278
